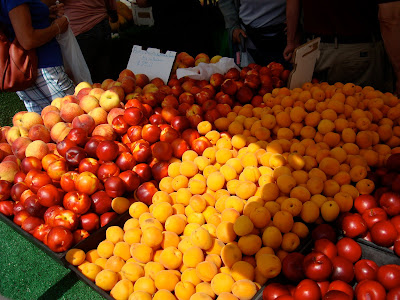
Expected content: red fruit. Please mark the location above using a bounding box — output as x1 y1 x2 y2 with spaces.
45 226 74 252
302 251 333 282
370 220 398 247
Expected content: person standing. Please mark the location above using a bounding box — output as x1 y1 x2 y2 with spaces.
218 0 289 67
284 0 394 93
0 0 75 114
62 0 118 84
136 0 210 56
378 1 400 95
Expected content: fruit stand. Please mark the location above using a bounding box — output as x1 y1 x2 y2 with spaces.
1 46 400 300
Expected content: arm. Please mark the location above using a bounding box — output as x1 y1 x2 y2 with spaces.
283 0 301 61
105 0 118 22
218 0 246 44
9 4 69 50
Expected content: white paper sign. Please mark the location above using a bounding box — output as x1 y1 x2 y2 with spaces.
176 57 241 81
126 45 177 83
288 38 320 89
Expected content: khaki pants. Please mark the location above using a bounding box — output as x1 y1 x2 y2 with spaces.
313 39 394 93
379 1 400 95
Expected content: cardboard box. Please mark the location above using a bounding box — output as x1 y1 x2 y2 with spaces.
131 3 154 27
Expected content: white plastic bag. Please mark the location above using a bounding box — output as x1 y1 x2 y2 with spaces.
176 57 240 81
56 26 92 85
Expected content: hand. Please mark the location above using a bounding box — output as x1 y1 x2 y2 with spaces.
232 28 247 44
49 3 65 19
137 0 150 8
108 10 118 23
53 16 69 34
283 42 297 61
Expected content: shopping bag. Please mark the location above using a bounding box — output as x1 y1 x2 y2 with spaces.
56 26 92 85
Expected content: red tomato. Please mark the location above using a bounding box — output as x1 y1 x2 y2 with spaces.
313 238 337 260
262 283 291 300
276 296 295 300
355 280 386 300
336 237 362 263
376 264 400 291
391 215 400 234
281 252 305 283
370 220 398 247
354 194 378 214
322 290 352 300
354 259 379 282
316 281 330 298
302 252 333 282
293 279 321 300
387 286 400 300
330 256 355 283
311 223 337 243
362 207 388 229
341 212 368 238
327 280 354 299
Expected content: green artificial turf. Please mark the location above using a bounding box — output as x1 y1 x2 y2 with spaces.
0 219 104 300
0 92 27 127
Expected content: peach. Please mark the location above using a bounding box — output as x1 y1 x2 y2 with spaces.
142 83 158 94
88 107 108 126
74 81 92 96
88 88 105 100
42 110 62 130
12 111 28 127
101 79 114 90
40 105 59 118
118 69 135 81
60 95 79 109
0 160 19 182
6 126 29 144
76 87 92 101
0 126 10 143
108 80 122 89
71 114 96 135
0 143 12 156
91 124 117 141
47 142 57 154
11 136 32 160
135 74 150 88
107 107 125 125
3 155 20 166
60 102 84 123
210 55 223 64
28 124 51 143
79 95 100 113
119 76 136 94
108 86 125 103
25 140 49 160
99 90 121 112
50 122 71 143
51 97 63 109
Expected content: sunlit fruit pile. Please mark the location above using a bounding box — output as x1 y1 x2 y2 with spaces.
1 54 400 300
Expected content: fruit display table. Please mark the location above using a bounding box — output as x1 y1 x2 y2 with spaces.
0 51 400 300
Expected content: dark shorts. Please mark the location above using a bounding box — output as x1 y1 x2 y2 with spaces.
76 18 112 84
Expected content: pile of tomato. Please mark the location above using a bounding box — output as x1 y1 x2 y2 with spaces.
262 223 400 300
